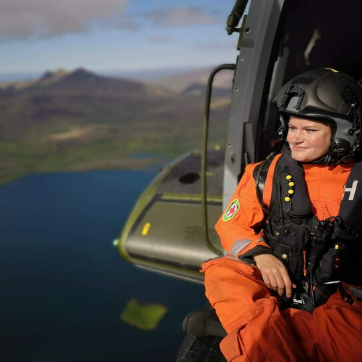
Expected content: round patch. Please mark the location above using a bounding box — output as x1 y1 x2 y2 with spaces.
223 199 240 221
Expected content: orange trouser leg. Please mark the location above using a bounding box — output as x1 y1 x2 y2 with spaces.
281 286 362 362
202 257 362 362
202 256 308 362
311 286 362 361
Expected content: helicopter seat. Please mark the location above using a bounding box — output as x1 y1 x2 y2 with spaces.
182 308 226 338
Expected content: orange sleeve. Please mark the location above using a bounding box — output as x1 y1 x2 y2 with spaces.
215 163 271 257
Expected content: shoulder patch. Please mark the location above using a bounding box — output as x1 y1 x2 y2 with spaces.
223 199 240 221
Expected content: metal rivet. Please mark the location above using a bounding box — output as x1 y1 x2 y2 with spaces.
240 57 245 61
282 254 288 259
245 28 251 33
235 87 239 91
276 231 280 236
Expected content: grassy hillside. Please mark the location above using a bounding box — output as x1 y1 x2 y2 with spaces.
0 69 230 184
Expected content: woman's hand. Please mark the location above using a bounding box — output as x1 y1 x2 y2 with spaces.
253 254 296 298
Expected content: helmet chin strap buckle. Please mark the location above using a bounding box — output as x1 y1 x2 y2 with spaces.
330 140 349 156
322 140 352 166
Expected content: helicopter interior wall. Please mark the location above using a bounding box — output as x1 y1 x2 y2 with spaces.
257 0 362 160
284 0 362 81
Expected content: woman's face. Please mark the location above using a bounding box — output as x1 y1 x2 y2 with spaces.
286 116 332 162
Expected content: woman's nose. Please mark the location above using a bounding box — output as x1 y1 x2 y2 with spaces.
291 130 303 142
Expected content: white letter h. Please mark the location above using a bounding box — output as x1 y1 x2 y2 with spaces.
343 180 358 201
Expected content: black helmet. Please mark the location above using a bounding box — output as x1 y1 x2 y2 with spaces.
274 68 362 164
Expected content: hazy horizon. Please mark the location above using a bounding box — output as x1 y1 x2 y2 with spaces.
0 64 220 83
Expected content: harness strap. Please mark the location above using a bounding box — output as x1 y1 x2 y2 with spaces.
254 152 277 213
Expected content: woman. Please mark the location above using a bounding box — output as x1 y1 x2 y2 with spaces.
202 68 362 361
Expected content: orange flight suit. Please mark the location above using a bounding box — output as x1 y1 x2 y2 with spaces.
202 155 362 361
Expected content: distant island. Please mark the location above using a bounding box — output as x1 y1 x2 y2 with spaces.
121 299 168 330
0 68 230 185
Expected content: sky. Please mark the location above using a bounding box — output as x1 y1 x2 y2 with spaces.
0 0 247 77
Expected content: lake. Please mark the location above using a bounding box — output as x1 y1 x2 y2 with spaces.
0 169 207 362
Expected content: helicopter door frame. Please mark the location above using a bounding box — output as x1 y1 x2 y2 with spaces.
223 0 286 209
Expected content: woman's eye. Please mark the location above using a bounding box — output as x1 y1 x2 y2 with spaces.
306 129 316 132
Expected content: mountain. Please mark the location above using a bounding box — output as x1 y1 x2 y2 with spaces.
0 68 230 184
3 68 149 95
0 69 69 91
37 69 69 84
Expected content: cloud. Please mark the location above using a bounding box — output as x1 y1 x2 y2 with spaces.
148 36 172 42
0 0 130 40
117 19 140 31
142 6 221 27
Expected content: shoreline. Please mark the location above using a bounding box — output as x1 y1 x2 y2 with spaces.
0 156 168 186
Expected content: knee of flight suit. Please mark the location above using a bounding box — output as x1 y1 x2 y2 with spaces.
310 285 362 360
202 256 279 333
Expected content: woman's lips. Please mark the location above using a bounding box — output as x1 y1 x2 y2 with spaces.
292 146 308 151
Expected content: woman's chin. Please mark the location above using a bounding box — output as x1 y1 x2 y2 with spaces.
290 151 313 162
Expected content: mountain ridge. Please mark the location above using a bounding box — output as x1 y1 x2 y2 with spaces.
0 67 230 184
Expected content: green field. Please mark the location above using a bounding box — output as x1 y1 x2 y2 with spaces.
121 299 168 330
0 116 227 185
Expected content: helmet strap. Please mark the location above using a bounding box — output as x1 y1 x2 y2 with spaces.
278 114 288 140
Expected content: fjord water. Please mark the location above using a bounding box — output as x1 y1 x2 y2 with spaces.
0 169 206 362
